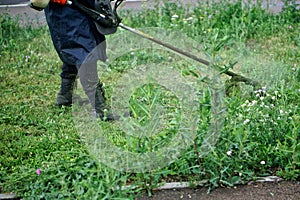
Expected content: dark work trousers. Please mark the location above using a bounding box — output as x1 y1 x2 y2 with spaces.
44 1 107 80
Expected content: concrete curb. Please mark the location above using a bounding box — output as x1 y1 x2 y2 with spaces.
0 3 29 8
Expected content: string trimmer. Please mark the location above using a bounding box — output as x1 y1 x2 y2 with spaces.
31 0 259 88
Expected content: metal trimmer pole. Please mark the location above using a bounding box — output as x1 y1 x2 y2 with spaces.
118 23 259 88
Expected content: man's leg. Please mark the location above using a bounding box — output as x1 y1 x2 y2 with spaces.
78 61 117 121
56 63 78 106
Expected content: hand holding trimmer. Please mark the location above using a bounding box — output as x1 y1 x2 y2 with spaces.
30 0 71 11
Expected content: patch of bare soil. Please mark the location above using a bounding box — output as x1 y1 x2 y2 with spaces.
136 181 300 200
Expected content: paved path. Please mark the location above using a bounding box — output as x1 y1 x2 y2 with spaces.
0 0 27 4
1 0 299 26
0 0 159 26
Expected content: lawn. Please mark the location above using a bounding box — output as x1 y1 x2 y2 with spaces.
0 0 299 199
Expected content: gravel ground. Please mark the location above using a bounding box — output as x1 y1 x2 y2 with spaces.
137 181 300 200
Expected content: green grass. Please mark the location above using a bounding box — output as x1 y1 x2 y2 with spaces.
1 0 299 199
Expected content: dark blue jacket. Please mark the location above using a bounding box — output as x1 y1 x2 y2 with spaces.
44 0 106 66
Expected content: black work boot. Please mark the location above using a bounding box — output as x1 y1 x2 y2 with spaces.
93 82 118 121
94 83 132 121
56 77 89 107
56 78 76 107
80 78 117 121
84 81 132 121
78 62 120 121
